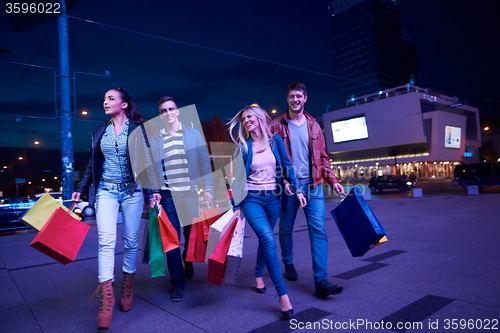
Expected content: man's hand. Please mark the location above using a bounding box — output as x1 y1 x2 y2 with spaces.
333 183 344 195
297 193 307 207
149 193 162 208
204 191 214 207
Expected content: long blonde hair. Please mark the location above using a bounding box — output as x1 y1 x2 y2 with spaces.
227 105 273 154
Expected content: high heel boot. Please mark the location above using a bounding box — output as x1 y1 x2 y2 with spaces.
120 272 134 312
92 280 115 330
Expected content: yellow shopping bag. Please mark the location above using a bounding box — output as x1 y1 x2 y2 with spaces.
21 193 81 230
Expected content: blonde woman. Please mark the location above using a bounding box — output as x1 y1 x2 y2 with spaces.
228 105 306 317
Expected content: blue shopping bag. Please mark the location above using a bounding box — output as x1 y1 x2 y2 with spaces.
331 187 387 257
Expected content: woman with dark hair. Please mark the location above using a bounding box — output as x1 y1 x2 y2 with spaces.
228 105 306 317
72 88 160 330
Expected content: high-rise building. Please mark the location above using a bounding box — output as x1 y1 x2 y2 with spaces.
329 0 418 110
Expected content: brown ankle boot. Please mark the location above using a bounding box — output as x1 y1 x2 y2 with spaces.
93 280 114 330
120 272 134 312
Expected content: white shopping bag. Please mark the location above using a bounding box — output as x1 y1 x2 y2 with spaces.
205 209 238 262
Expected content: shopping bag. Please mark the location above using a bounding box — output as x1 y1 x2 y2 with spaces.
331 188 387 257
29 207 90 265
201 208 223 241
226 216 245 258
205 209 239 262
148 206 166 278
224 255 242 285
157 204 180 253
223 216 245 284
142 221 150 264
207 216 239 286
186 218 207 262
22 193 80 230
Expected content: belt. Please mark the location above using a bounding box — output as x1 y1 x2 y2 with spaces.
100 181 135 191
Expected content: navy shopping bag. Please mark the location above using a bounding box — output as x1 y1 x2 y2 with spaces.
331 187 387 257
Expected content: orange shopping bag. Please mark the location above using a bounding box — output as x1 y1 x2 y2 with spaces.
157 204 180 253
201 208 223 241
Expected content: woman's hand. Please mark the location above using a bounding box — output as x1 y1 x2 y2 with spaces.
285 183 294 196
297 193 307 207
71 192 81 202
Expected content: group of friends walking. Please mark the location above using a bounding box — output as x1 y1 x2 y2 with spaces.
72 81 344 330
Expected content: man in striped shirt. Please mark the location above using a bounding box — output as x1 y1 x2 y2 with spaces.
153 96 214 302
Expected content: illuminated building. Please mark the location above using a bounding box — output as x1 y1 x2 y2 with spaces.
322 85 481 180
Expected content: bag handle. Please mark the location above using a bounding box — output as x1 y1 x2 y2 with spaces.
219 165 235 209
61 199 77 211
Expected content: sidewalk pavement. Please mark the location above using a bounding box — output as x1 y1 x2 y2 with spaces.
1 192 499 333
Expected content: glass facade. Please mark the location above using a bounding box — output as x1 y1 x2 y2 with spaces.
330 0 418 110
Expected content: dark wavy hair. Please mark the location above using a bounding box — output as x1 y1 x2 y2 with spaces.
111 87 145 122
286 81 307 97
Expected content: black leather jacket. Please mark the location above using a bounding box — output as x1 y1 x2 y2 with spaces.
75 119 156 200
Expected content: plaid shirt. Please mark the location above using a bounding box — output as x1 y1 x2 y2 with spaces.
100 120 132 184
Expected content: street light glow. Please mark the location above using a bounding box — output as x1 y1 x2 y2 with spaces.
81 110 88 115
484 126 490 131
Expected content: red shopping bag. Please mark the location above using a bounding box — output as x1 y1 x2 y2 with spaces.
186 218 206 262
157 205 180 253
201 208 223 241
30 207 90 265
207 217 239 286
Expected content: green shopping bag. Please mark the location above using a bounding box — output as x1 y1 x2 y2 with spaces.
148 206 166 278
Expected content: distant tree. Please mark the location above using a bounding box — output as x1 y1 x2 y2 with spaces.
201 115 232 154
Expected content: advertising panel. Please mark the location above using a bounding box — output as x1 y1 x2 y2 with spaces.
331 116 369 143
444 125 461 149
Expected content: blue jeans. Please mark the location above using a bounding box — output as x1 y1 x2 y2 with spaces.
279 184 328 285
160 190 199 288
95 183 144 283
242 190 287 297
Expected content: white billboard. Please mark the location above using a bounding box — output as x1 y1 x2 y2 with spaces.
444 125 461 149
331 116 369 143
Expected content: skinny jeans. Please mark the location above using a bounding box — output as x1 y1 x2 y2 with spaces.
95 182 144 283
242 190 287 297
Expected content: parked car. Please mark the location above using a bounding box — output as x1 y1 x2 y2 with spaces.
452 162 500 191
368 175 415 193
32 192 96 218
0 196 36 230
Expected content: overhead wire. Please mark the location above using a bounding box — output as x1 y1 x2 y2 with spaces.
67 15 383 89
0 20 56 114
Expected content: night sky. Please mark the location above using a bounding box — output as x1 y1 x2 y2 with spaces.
1 0 499 155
